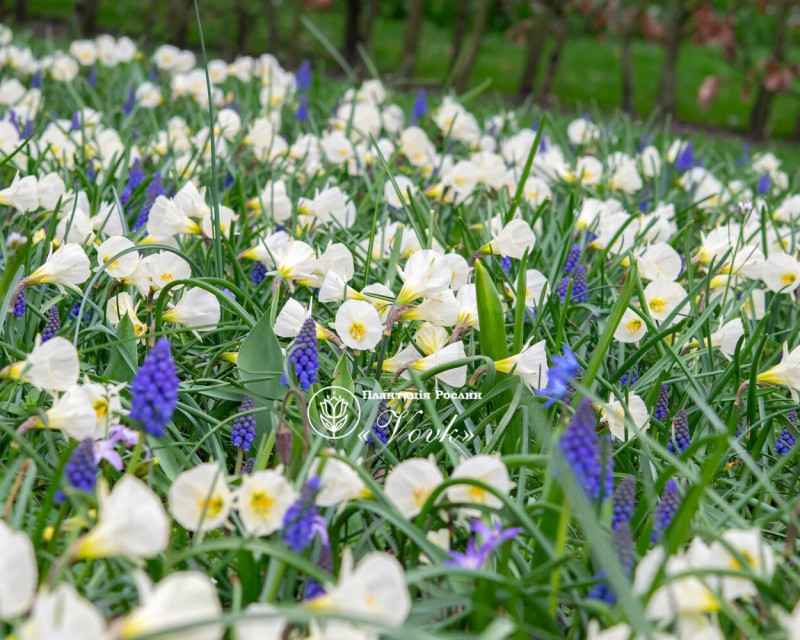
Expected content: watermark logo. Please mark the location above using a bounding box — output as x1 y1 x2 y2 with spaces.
307 386 362 439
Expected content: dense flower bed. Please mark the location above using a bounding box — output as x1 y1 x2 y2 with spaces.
1 22 800 640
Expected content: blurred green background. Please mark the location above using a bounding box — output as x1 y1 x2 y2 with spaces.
6 0 800 141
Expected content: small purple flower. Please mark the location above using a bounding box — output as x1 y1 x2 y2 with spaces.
675 143 694 172
123 86 136 115
411 88 427 123
65 439 98 492
667 409 690 455
88 66 97 87
367 399 390 445
559 399 613 501
757 172 772 195
251 262 268 285
612 475 636 530
619 363 638 387
536 345 580 408
13 286 26 318
296 59 312 92
41 306 61 342
295 95 308 123
282 476 329 553
231 396 257 451
130 338 180 437
280 317 319 391
133 171 164 232
776 424 796 456
654 385 669 421
445 519 521 569
651 480 681 542
564 243 581 274
499 256 512 275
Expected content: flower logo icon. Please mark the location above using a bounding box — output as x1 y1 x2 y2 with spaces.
307 386 361 439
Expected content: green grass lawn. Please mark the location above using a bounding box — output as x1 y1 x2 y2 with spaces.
18 1 800 147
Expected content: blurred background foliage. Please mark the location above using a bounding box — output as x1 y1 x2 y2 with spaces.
5 0 800 140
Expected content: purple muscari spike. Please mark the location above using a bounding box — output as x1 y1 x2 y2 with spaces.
13 287 26 318
123 86 136 115
70 111 81 130
41 306 61 342
637 134 652 152
282 476 328 553
654 385 669 421
133 171 164 232
31 72 42 89
757 172 772 195
667 409 690 455
130 339 179 437
588 521 633 605
411 88 427 123
305 578 325 600
559 398 612 501
651 480 681 542
295 95 309 123
230 396 257 451
564 243 581 274
65 438 98 492
536 345 580 408
87 162 96 182
572 265 589 303
280 317 319 391
556 276 571 302
148 64 158 82
23 118 34 137
500 256 512 275
251 261 268 285
775 425 796 456
619 363 638 387
612 475 636 530
675 142 694 172
88 66 97 87
120 158 145 208
367 399 390 445
296 59 312 92
789 410 798 427
223 172 235 189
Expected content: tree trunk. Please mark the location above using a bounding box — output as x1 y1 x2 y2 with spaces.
749 0 789 139
396 0 426 81
343 0 363 69
449 0 470 75
234 0 249 55
656 0 684 119
362 0 380 53
452 0 489 93
75 0 100 35
14 0 26 22
287 0 303 68
536 15 567 107
517 5 552 100
166 0 191 49
264 0 279 54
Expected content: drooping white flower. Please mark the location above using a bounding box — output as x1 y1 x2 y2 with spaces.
168 463 233 532
396 250 452 305
26 243 90 290
116 572 223 640
0 521 37 621
311 456 369 506
384 457 445 518
601 394 650 441
494 340 549 391
637 242 682 282
757 342 800 392
614 308 647 344
644 279 688 322
95 235 139 279
42 384 99 440
76 476 169 560
761 252 800 293
0 173 38 212
235 470 297 536
4 336 80 393
479 219 535 259
235 603 286 640
162 287 221 332
446 455 512 511
17 584 107 640
334 299 383 350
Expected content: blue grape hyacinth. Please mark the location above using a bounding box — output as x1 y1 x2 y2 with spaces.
559 398 613 501
41 306 60 342
65 438 98 492
280 317 319 391
612 475 636 530
282 476 328 553
654 385 669 421
667 409 690 455
651 480 681 542
231 396 257 451
130 338 180 437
